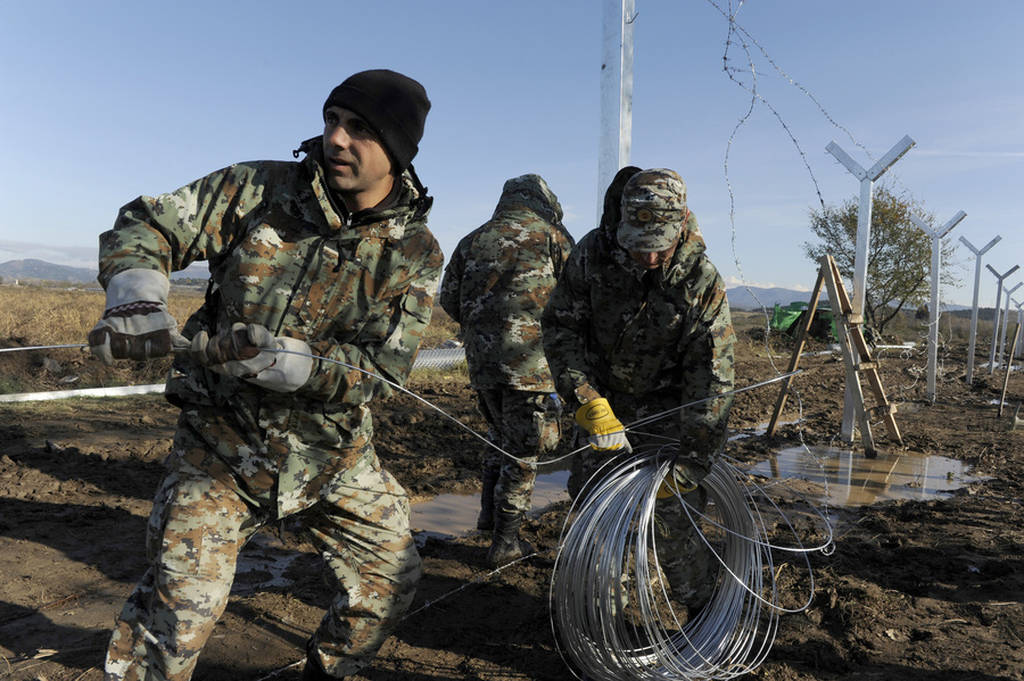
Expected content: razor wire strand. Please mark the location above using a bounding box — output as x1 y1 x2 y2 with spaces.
709 0 940 408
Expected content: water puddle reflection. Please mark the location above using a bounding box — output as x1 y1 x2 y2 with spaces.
749 446 984 507
411 469 569 538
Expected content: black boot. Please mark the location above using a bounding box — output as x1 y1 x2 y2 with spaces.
486 509 533 568
477 468 499 531
302 639 344 681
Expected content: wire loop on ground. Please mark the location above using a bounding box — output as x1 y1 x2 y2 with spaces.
550 449 829 681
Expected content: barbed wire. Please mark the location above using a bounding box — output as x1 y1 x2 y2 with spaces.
700 0 948 426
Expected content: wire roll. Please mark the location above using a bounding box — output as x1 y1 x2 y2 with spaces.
550 450 829 681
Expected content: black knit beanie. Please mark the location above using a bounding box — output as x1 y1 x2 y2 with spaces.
323 69 430 173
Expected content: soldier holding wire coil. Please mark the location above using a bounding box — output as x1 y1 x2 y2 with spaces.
542 166 736 617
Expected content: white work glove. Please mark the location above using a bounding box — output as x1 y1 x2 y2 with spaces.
89 269 186 365
574 397 632 453
190 322 314 393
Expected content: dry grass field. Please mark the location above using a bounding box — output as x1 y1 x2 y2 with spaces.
0 283 462 394
0 285 205 347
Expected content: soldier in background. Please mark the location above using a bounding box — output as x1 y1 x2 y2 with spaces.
439 174 575 567
542 167 735 614
88 70 441 681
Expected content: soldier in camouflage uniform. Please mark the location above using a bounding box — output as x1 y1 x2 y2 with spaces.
87 70 442 681
542 167 735 614
438 174 574 567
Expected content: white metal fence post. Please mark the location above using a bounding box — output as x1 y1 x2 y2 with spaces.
986 264 1019 373
911 211 965 402
959 235 1001 383
999 282 1022 367
598 0 634 221
825 136 915 440
1015 298 1024 359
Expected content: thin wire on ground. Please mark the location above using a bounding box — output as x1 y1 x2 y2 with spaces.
550 449 832 681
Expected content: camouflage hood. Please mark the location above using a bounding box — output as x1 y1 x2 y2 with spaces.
491 174 564 226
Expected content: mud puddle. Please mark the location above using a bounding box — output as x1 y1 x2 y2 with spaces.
411 469 569 539
749 445 985 507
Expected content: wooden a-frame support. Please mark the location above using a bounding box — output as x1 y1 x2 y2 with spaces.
767 255 902 456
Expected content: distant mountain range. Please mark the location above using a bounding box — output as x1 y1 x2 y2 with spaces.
0 259 205 284
725 285 817 310
0 260 818 305
0 258 98 283
0 259 976 312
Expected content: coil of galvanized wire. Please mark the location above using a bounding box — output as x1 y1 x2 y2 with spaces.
550 449 830 681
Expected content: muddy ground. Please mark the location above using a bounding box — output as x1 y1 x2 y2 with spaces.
1 328 1023 681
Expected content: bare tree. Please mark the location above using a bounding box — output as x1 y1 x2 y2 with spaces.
803 186 960 335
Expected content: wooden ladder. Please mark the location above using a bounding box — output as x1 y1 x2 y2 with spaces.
767 254 902 456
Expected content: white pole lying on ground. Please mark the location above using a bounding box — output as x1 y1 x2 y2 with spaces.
826 135 915 440
986 264 1019 373
911 211 965 403
959 235 1001 383
597 0 634 222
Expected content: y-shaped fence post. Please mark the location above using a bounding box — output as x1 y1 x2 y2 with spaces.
999 282 1022 367
1015 298 1024 360
911 211 965 403
826 135 915 440
986 264 1020 374
959 235 1001 383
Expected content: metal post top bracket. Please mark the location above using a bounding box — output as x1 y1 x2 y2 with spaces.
826 135 915 182
959 234 1001 255
913 211 966 238
987 263 1021 280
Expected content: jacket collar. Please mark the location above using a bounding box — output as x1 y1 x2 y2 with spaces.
301 139 425 240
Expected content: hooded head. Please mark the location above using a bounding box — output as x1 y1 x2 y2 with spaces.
616 168 688 253
599 165 642 237
322 69 430 173
494 173 563 225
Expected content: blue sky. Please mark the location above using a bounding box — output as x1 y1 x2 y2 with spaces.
0 1 1021 307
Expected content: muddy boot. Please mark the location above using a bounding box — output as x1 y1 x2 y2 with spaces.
477 468 499 531
302 640 345 681
486 509 533 567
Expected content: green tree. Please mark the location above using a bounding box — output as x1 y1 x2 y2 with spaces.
802 186 959 336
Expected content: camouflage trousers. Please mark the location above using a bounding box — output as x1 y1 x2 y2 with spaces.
104 429 421 681
475 388 562 519
567 398 716 612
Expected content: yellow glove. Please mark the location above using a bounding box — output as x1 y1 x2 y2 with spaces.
656 460 704 498
575 397 632 453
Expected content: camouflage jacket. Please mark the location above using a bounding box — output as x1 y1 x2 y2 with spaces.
541 206 735 463
438 175 574 391
98 139 443 515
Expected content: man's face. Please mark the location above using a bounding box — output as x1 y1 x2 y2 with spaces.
322 106 394 209
628 238 680 270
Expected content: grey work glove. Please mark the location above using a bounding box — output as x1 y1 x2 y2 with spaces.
88 269 186 365
190 322 314 393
